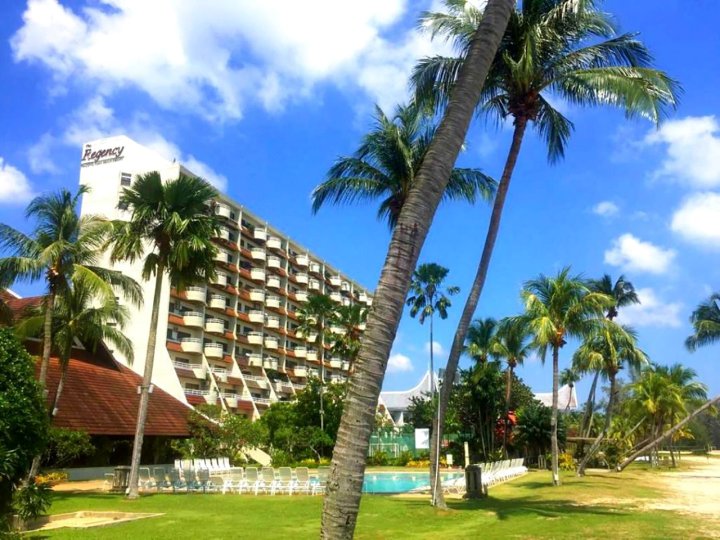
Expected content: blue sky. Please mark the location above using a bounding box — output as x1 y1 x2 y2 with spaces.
1 0 719 401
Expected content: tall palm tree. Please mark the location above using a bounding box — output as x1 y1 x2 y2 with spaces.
108 172 219 499
311 103 496 229
574 321 647 475
17 275 134 422
412 0 677 505
330 303 367 370
464 317 497 365
492 316 532 453
297 294 338 431
521 268 611 485
406 263 459 507
685 293 720 351
0 186 141 394
581 274 640 440
321 2 514 534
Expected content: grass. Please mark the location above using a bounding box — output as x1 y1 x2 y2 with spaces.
31 468 718 540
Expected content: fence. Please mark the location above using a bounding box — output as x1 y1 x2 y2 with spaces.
368 433 419 458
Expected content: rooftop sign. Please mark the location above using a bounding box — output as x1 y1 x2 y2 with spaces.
81 144 125 167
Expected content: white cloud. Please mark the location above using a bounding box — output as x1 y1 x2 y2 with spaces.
26 96 227 190
671 192 720 249
645 116 720 188
387 353 414 373
10 0 447 121
617 288 682 328
0 158 34 204
424 340 445 356
604 233 676 274
592 201 619 218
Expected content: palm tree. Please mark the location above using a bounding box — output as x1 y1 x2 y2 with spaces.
406 263 459 507
581 275 640 440
686 293 720 351
464 317 497 365
297 294 338 431
492 316 532 453
108 172 219 499
521 268 611 485
311 103 496 229
411 0 677 504
322 2 514 533
559 367 580 411
330 303 367 370
574 321 647 475
17 275 134 423
0 186 141 394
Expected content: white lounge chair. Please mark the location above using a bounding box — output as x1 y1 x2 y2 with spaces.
243 467 262 495
312 467 329 496
258 467 278 495
294 467 312 495
276 467 294 495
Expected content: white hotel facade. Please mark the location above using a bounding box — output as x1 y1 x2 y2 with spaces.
79 135 372 419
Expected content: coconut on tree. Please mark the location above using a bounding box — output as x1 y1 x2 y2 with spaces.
411 0 678 505
108 172 220 499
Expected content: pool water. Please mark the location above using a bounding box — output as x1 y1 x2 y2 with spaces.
362 472 463 494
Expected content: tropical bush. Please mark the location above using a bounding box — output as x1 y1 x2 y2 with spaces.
34 472 68 487
12 480 51 523
42 428 94 468
558 452 576 471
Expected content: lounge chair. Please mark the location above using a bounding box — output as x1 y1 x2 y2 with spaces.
276 467 294 495
312 467 329 496
183 467 197 491
196 468 213 493
220 468 244 494
169 469 186 492
294 467 312 495
243 467 261 495
258 467 278 495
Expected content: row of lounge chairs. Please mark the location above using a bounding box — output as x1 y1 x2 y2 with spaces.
479 458 527 487
140 465 329 496
173 458 232 472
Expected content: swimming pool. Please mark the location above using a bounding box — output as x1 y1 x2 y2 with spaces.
362 472 464 494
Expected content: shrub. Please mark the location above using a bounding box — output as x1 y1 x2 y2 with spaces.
43 428 94 468
392 451 413 467
367 451 389 466
12 480 52 522
558 452 576 471
270 449 294 467
34 472 68 487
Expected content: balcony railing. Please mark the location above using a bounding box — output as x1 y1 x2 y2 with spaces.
296 273 309 284
249 289 265 302
211 273 228 287
204 319 226 334
294 347 307 358
295 254 309 266
209 294 227 310
184 388 210 396
204 343 224 358
215 205 231 219
309 262 322 274
180 338 203 354
253 229 267 242
265 296 281 309
295 291 308 302
217 228 230 241
247 354 263 367
329 276 342 287
214 251 228 264
248 310 264 323
267 256 281 269
267 236 282 250
293 367 308 378
182 312 204 327
250 247 266 261
264 337 279 349
247 332 263 345
250 268 266 282
185 286 206 303
263 358 279 370
329 292 342 303
266 316 280 329
266 276 281 288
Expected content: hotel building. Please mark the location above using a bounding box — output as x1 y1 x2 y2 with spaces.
78 135 372 419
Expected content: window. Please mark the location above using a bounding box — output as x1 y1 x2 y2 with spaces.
120 172 132 186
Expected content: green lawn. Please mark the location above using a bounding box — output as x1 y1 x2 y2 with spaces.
34 468 718 540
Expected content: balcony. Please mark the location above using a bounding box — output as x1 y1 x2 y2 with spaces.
253 229 267 242
295 254 309 266
264 336 279 349
254 397 273 406
358 292 368 303
209 294 227 310
274 380 289 393
182 311 204 327
330 325 346 335
249 289 265 302
329 275 342 287
214 251 228 264
266 276 281 289
267 236 282 250
250 268 266 282
329 291 342 303
306 332 318 343
205 318 225 334
341 281 351 292
266 316 280 329
185 387 211 398
295 291 308 302
247 331 263 345
210 366 228 381
366 297 373 306
185 286 206 303
308 368 320 378
267 256 281 269
215 204 231 219
330 375 345 384
341 297 351 307
204 343 224 358
294 346 307 358
180 338 203 354
296 273 309 284
248 310 265 324
265 295 281 309
217 228 230 241
341 361 350 371
263 357 278 370
250 247 266 261
308 279 321 291
244 374 268 389
223 393 238 407
329 358 343 369
309 262 322 275
211 273 228 287
306 349 318 362
173 360 205 379
248 353 263 367
293 366 307 378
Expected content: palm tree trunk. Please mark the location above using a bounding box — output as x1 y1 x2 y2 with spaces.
428 314 445 507
551 345 560 486
431 116 529 503
320 3 514 536
577 371 616 476
127 265 164 499
616 395 720 472
581 370 600 442
50 360 69 419
502 365 514 456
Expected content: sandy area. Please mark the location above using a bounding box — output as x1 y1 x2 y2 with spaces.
646 455 720 517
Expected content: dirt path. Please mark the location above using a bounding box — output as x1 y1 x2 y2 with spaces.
646 455 720 518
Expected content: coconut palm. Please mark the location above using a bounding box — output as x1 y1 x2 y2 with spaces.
464 317 498 365
330 303 367 369
16 275 134 423
412 0 678 505
685 293 720 351
574 322 647 475
492 317 533 453
108 172 219 499
311 103 496 229
297 294 338 431
321 3 513 534
581 274 640 440
0 186 141 393
521 268 612 485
